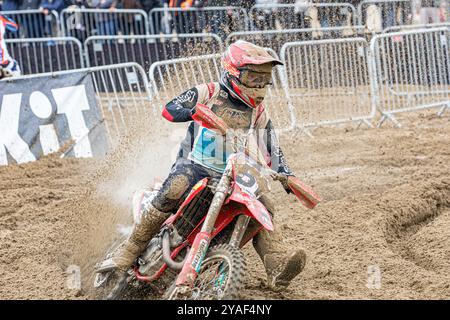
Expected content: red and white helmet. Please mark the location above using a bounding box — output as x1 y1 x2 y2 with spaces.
221 40 283 108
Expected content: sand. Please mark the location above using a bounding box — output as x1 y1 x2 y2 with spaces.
0 110 449 300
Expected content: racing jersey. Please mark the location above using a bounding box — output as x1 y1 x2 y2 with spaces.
162 82 293 175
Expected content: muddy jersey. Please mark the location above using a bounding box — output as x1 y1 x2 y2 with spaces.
162 82 293 175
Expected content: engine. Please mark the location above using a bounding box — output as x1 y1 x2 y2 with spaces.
136 183 215 277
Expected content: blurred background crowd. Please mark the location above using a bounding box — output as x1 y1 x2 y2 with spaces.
0 0 161 13
0 1 448 44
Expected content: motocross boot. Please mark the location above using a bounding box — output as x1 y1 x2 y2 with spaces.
253 228 307 290
111 203 169 271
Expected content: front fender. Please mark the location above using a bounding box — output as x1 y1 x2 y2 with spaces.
228 186 274 232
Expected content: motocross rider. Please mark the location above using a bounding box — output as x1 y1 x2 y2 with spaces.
112 40 307 289
0 15 21 79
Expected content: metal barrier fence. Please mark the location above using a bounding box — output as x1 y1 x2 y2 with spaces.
0 9 60 38
280 38 374 128
226 26 365 55
358 0 412 32
148 52 295 131
6 37 84 75
84 33 223 69
249 3 357 31
90 63 153 144
149 6 249 38
60 8 149 41
265 57 298 132
369 27 450 127
1 63 153 146
383 22 450 33
148 53 222 105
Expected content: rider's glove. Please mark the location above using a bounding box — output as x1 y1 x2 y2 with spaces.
283 180 293 194
279 174 294 194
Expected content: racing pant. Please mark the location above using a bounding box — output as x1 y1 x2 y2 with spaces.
151 158 221 213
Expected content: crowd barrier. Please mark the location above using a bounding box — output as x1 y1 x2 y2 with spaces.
85 63 153 144
369 27 450 127
0 62 152 160
3 3 447 40
148 53 221 105
0 9 60 38
2 7 448 133
60 8 149 41
249 3 357 31
264 50 298 132
148 51 296 131
383 22 450 33
6 37 84 75
225 26 366 55
149 6 249 37
280 37 374 128
8 62 153 145
84 33 223 69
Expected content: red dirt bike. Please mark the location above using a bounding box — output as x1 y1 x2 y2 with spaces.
93 104 321 300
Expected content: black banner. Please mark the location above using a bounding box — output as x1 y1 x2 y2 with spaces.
0 71 108 165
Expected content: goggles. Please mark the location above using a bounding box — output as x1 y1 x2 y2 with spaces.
239 69 273 89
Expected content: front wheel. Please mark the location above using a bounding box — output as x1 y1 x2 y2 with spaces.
93 234 130 300
166 244 247 300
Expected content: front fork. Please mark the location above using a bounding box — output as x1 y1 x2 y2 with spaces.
175 163 233 288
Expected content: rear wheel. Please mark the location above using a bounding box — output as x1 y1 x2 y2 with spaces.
166 244 247 300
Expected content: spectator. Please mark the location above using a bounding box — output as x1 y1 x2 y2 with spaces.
91 0 118 36
164 0 206 34
365 3 382 32
313 0 331 28
294 0 312 31
20 0 44 38
116 0 143 35
117 0 142 10
19 0 40 10
39 0 65 38
2 0 23 11
141 0 162 13
233 0 255 11
382 1 396 28
64 0 91 41
252 0 280 30
308 4 323 37
202 0 232 36
39 0 64 12
68 0 90 7
345 0 361 28
364 1 407 31
439 0 448 21
311 0 352 30
418 0 446 23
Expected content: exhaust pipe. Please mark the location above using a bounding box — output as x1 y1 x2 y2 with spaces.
162 229 189 270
